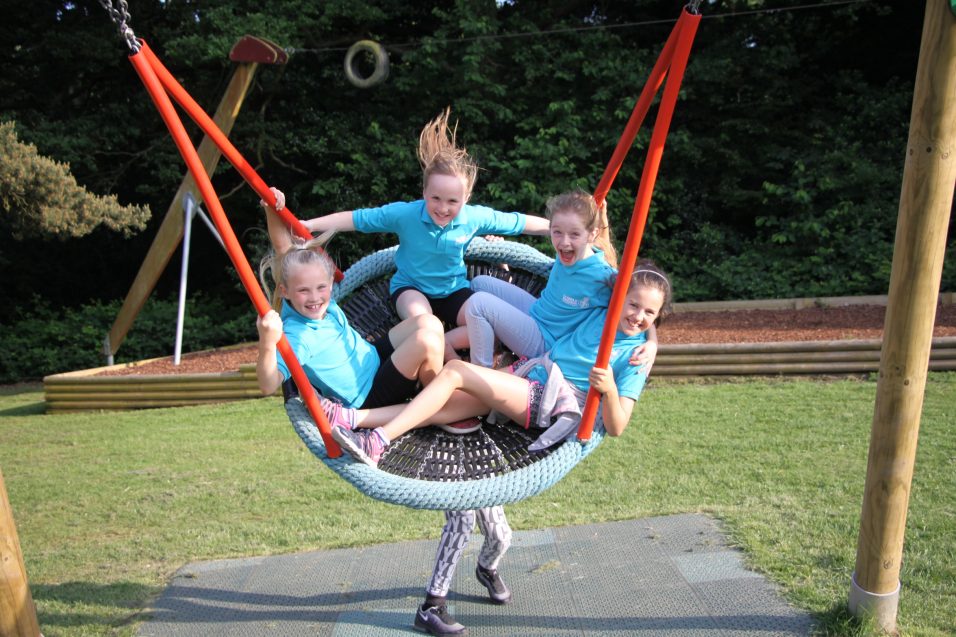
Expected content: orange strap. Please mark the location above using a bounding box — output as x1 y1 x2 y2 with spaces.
591 13 681 207
138 43 343 282
578 8 701 441
129 41 341 457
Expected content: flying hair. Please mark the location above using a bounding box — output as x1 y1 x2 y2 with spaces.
545 190 619 269
259 230 338 311
417 107 478 197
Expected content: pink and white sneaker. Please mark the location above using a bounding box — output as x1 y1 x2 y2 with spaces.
332 426 386 465
320 397 356 431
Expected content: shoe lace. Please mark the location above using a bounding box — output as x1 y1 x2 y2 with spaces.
480 567 506 592
429 604 453 622
320 397 338 419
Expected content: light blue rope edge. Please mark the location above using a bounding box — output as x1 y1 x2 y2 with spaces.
284 238 606 510
288 399 604 510
333 237 554 300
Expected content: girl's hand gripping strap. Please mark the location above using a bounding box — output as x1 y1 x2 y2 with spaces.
578 8 701 442
139 43 343 282
129 44 342 457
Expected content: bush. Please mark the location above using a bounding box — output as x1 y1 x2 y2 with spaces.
0 120 150 240
0 294 256 383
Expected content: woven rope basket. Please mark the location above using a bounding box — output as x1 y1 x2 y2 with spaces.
285 238 605 510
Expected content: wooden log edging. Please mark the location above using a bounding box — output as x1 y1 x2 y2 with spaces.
654 336 956 376
42 336 956 412
673 291 954 313
43 363 261 413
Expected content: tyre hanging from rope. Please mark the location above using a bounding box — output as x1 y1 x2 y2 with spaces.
344 40 389 88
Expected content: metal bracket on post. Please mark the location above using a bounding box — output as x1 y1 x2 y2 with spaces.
103 333 114 367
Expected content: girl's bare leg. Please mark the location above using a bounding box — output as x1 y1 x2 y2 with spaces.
378 360 529 441
388 314 444 385
443 325 469 362
395 289 432 320
353 389 488 429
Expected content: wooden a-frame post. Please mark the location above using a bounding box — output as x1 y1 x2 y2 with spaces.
848 1 956 631
105 36 287 362
1 468 40 637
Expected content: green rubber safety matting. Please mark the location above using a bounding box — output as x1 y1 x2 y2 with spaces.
137 513 814 636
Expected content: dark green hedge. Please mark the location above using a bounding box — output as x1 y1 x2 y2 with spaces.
0 295 255 383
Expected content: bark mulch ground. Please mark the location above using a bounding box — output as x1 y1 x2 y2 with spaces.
96 304 956 377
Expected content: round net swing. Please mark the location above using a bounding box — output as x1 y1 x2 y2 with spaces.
284 238 606 510
99 0 701 512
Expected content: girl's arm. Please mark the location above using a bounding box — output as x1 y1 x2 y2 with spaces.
256 310 284 395
261 188 356 240
303 211 356 234
588 366 636 437
262 188 295 254
629 324 658 370
522 214 551 235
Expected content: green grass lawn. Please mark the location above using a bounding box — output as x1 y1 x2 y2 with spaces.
1 374 953 636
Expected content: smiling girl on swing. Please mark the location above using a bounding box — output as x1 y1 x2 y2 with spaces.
329 260 673 464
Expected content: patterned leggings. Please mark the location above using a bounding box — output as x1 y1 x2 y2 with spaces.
426 506 513 597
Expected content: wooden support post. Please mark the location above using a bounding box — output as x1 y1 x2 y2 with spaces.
106 60 259 358
849 1 956 631
1 468 40 637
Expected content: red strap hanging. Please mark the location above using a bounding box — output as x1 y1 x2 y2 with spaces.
138 44 343 282
129 42 342 457
592 13 682 206
578 8 701 441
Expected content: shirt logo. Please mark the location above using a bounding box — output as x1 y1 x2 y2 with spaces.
561 294 590 308
454 234 469 244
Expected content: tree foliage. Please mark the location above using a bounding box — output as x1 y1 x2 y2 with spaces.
0 121 150 240
0 0 949 321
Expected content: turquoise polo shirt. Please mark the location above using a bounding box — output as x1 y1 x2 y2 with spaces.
540 308 649 400
353 200 527 297
276 299 379 408
530 248 616 348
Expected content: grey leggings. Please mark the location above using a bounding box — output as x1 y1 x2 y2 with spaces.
427 506 513 597
465 275 548 368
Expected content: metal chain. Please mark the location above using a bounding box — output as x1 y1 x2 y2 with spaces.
98 0 141 52
686 0 703 15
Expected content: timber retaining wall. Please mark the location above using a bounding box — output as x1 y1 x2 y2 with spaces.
43 294 956 412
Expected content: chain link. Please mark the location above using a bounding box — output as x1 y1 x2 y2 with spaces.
99 0 141 52
686 0 704 15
